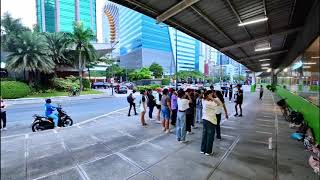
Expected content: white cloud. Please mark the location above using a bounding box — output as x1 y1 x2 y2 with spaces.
1 0 36 29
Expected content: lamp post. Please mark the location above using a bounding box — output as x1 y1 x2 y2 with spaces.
109 40 119 96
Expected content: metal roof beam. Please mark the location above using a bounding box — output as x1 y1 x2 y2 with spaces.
263 0 271 35
240 50 288 61
225 0 252 39
220 27 302 51
156 0 200 23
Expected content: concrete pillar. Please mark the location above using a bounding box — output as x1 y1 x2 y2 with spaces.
54 0 60 32
41 0 46 32
75 0 80 22
271 69 277 85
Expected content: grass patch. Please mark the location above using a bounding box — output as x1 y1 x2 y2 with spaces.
26 89 102 98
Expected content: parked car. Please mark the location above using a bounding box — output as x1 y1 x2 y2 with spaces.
91 82 108 89
115 86 128 94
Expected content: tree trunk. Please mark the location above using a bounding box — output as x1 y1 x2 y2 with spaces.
87 67 91 82
28 71 33 86
78 51 83 91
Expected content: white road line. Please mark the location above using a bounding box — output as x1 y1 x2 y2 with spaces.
256 131 273 135
256 119 274 122
257 124 274 128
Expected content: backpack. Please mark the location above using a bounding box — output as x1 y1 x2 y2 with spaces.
127 94 133 103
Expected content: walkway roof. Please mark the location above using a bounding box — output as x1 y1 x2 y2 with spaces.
110 0 319 72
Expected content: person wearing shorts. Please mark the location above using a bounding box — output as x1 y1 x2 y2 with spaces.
161 89 171 133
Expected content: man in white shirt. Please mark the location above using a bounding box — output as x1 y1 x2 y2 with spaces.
176 90 192 143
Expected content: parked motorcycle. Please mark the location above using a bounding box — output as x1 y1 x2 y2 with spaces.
31 105 73 132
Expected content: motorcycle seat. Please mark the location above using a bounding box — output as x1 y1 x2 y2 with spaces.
33 114 47 118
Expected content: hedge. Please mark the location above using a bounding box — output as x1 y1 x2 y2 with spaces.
1 81 31 99
135 84 161 92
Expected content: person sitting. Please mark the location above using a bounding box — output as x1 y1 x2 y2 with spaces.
44 99 59 127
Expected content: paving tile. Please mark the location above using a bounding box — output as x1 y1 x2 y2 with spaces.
121 143 168 169
82 154 141 180
128 172 155 180
70 143 112 164
27 150 76 179
37 168 83 180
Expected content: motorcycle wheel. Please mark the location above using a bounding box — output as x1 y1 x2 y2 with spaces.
63 118 73 127
32 122 43 132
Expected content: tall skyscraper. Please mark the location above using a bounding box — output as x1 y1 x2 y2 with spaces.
118 5 173 74
36 0 96 35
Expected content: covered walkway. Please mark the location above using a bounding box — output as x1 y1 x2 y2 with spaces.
1 91 317 180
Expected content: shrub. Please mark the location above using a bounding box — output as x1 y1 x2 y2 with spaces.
52 76 80 91
83 78 91 90
161 78 170 85
1 81 31 99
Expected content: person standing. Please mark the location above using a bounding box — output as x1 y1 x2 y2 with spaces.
161 89 172 133
140 90 148 126
170 89 178 126
214 91 229 140
234 84 243 117
176 90 191 143
155 88 162 124
201 90 221 155
127 90 137 116
195 90 203 124
228 84 233 102
259 85 264 100
185 89 195 134
147 89 155 120
1 98 7 130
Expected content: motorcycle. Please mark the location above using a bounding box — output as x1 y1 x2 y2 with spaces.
31 105 73 132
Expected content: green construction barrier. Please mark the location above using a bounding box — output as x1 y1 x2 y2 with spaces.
276 86 320 144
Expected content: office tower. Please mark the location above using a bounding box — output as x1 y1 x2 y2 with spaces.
36 0 96 35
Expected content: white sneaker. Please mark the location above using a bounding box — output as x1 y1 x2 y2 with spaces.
187 131 194 135
2 128 7 131
165 129 170 134
181 140 188 143
200 151 205 154
205 153 213 156
156 121 161 124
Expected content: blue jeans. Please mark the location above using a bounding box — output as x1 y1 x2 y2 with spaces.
176 111 187 141
196 108 202 123
47 113 59 127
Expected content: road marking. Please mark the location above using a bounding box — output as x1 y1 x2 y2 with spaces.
256 119 274 122
256 131 273 135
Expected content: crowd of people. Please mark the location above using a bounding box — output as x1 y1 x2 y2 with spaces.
127 84 244 155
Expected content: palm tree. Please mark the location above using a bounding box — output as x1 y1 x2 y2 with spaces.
1 12 29 51
44 32 71 65
69 22 96 91
5 31 55 85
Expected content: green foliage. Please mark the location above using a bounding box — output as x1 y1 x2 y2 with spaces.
161 78 170 85
233 75 245 81
52 76 80 91
90 70 106 77
82 78 91 90
176 70 204 80
0 81 31 99
129 67 152 81
309 85 320 92
44 32 72 64
1 12 30 51
266 84 276 92
5 31 55 74
135 84 161 92
149 63 163 78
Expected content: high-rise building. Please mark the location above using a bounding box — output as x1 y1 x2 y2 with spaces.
36 0 96 35
118 5 173 74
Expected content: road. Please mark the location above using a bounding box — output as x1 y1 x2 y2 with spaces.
2 97 128 137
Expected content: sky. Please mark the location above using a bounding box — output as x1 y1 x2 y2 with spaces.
1 0 37 29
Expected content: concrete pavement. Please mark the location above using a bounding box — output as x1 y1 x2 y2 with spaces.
1 91 318 180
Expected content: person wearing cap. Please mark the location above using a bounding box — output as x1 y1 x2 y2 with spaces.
234 84 243 117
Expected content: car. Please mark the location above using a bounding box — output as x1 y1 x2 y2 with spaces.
115 86 128 94
91 82 108 89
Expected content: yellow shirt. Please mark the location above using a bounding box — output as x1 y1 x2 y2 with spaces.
202 100 218 125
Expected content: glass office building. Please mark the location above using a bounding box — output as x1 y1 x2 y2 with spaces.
36 0 96 34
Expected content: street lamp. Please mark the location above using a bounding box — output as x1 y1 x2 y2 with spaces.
109 40 119 96
160 24 178 90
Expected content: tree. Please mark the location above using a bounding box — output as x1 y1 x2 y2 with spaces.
1 12 30 51
5 31 55 85
68 22 96 91
44 32 72 65
149 63 163 78
128 67 152 81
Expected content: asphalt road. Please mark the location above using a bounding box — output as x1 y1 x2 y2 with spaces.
2 97 128 137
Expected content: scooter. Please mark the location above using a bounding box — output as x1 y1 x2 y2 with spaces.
31 105 73 132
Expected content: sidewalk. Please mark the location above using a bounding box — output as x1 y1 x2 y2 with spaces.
1 92 318 180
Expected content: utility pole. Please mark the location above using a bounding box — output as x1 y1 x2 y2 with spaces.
175 28 178 90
